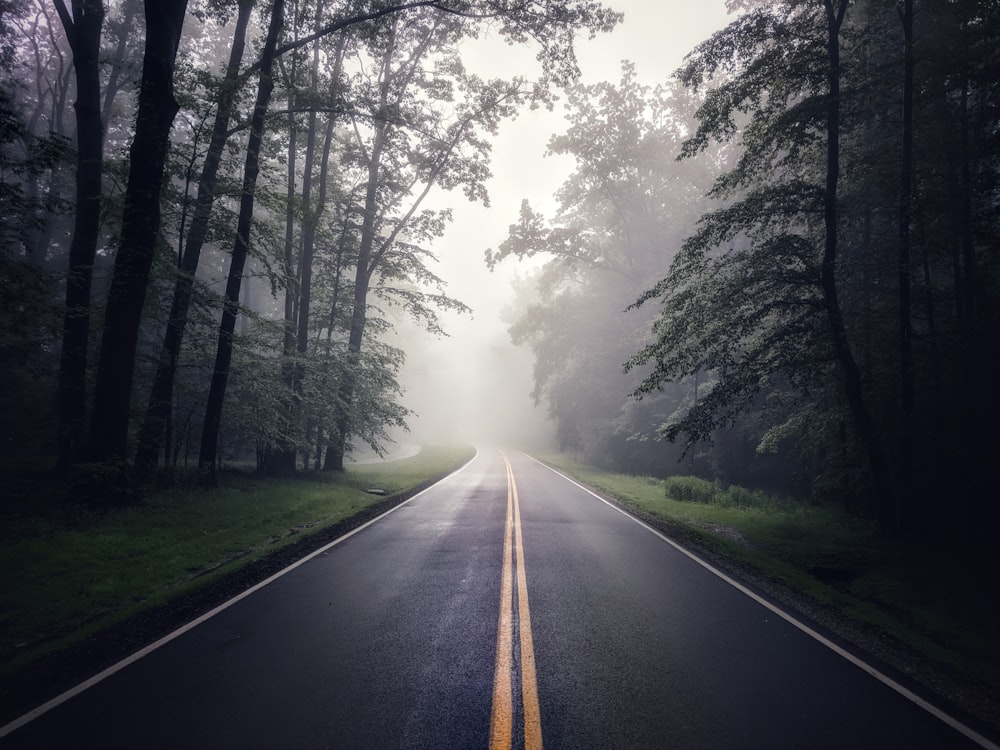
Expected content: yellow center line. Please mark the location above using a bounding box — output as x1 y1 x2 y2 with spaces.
488 465 514 749
511 456 543 749
489 451 543 750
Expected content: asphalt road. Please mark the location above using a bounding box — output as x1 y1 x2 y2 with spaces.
1 449 991 749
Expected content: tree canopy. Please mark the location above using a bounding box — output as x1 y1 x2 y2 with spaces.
0 0 620 493
494 0 1000 534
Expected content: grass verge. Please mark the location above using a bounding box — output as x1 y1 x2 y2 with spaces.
0 444 474 685
539 453 1000 695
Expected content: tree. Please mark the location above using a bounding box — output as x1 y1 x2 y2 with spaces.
1 0 66 456
490 64 712 476
44 0 619 480
626 0 928 531
196 0 620 474
88 0 190 465
325 11 526 470
895 0 915 523
133 0 256 476
53 0 105 469
199 0 286 474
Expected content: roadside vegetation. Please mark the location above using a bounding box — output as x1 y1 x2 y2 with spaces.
0 445 473 682
541 453 1000 694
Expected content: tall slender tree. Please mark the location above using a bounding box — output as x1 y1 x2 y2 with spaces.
896 0 915 519
88 0 190 465
817 0 895 533
53 0 104 470
199 0 286 474
133 0 255 476
326 14 526 469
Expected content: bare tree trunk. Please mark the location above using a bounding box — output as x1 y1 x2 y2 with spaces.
199 0 285 476
133 0 254 476
54 0 105 471
88 0 189 464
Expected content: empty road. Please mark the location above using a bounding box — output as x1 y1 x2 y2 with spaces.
2 449 991 748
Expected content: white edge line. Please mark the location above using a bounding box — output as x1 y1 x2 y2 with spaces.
524 453 1000 750
0 450 480 739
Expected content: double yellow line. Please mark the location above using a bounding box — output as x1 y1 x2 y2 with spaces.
489 452 543 750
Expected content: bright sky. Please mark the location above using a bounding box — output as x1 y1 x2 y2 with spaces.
394 1 734 450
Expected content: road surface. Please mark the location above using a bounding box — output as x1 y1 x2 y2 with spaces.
2 449 993 748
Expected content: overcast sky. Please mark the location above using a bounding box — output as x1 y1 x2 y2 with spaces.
392 1 734 452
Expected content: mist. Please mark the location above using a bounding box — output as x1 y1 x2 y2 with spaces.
389 1 733 456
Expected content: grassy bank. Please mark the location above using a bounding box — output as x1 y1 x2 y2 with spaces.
540 454 1000 693
0 445 473 680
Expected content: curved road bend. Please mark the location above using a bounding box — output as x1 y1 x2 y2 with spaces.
1 449 992 749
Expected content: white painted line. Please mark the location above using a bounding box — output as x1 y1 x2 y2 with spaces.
525 453 1000 750
0 450 479 739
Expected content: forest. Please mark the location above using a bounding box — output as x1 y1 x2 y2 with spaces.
1 0 998 542
491 0 1000 538
0 0 618 488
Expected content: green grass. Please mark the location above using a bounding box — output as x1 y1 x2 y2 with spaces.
0 444 473 678
540 454 1000 692
4 445 995 698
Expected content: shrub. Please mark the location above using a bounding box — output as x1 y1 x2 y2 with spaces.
665 475 789 510
720 485 769 509
70 460 143 507
663 475 720 504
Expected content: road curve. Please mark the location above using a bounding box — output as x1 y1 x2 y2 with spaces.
1 449 992 749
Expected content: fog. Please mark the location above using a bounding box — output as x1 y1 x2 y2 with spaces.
395 1 732 451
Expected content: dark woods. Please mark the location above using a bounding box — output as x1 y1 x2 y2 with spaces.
491 0 1000 538
1 0 997 541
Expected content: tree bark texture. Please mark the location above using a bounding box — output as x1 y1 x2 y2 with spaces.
896 0 915 521
54 0 105 470
88 0 189 463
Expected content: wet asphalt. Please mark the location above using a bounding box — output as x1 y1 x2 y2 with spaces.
1 449 986 749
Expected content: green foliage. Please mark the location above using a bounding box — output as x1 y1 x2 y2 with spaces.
629 2 836 452
663 474 792 511
662 475 719 504
0 0 627 477
496 63 714 476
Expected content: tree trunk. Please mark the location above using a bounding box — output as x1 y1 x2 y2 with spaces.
133 0 254 476
88 0 189 464
100 0 141 132
324 38 393 472
281 27 299 358
821 0 897 535
896 0 915 523
199 0 285 475
270 25 300 475
54 0 105 471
